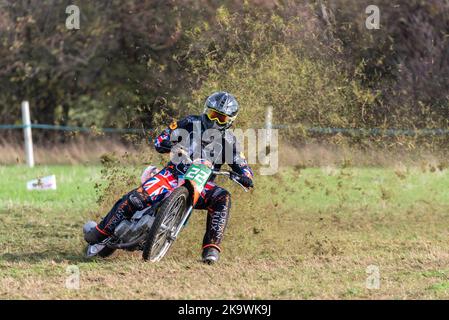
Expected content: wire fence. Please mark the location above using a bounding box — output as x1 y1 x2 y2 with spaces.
5 102 448 168
0 124 144 134
1 123 449 137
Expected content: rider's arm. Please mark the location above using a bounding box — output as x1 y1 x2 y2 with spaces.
154 127 173 153
154 117 192 154
227 136 254 188
229 155 254 186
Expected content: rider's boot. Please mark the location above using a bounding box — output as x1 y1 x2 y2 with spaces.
83 221 107 244
202 245 220 264
83 221 110 257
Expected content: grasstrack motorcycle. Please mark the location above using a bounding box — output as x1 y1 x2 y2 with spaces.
86 158 249 262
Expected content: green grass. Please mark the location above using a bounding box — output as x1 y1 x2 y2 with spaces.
1 164 449 299
0 165 101 210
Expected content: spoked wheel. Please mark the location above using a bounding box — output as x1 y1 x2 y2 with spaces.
142 186 189 262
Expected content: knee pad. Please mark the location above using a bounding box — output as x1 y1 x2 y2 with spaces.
127 190 150 211
83 221 105 244
210 188 231 211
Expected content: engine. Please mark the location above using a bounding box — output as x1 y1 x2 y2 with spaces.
114 213 155 244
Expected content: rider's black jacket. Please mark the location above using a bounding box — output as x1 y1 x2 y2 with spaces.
154 115 254 183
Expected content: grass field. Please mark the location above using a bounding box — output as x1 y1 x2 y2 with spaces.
1 163 449 299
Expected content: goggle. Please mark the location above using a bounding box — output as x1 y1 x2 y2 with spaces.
206 109 235 125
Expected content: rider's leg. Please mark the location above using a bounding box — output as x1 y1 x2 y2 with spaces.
85 169 177 244
94 188 153 238
195 183 232 262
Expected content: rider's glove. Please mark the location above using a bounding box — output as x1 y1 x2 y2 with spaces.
230 173 254 188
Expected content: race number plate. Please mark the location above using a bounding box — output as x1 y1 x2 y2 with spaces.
184 164 212 192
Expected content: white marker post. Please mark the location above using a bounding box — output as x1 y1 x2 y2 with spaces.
21 101 34 168
265 106 272 141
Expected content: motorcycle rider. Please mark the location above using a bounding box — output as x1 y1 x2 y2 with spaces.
83 92 254 264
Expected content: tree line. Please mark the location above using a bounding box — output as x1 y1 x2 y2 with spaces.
0 0 447 140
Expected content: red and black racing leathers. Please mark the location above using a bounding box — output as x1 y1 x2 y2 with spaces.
97 115 254 252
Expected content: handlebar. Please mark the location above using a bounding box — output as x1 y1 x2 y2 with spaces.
212 170 231 177
213 170 250 192
169 147 251 192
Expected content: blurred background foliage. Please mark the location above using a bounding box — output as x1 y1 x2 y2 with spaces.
0 0 448 142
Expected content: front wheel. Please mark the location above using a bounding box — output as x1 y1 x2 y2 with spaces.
142 186 189 262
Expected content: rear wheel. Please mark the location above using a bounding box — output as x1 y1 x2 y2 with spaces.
142 186 189 261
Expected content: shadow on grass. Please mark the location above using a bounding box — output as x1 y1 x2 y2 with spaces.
0 250 91 264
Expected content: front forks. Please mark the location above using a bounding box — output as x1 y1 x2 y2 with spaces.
167 205 193 242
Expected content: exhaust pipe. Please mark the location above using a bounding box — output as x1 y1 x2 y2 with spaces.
107 234 147 249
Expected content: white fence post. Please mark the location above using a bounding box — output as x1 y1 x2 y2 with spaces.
265 106 272 141
21 101 34 168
